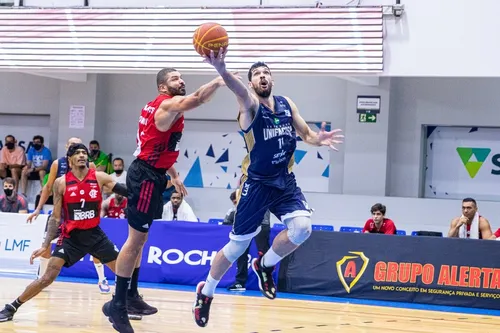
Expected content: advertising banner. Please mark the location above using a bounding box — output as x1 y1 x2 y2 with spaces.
283 232 500 310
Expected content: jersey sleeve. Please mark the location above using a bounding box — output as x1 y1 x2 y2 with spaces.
494 228 500 238
384 220 397 235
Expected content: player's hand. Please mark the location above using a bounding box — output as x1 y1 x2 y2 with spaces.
171 177 188 197
203 48 227 73
30 247 47 265
458 215 468 226
317 122 344 151
27 209 40 223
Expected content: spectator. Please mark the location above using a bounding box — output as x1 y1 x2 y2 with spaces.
88 140 109 172
110 157 127 183
0 135 26 191
222 190 238 225
20 135 52 195
448 197 492 239
362 203 397 234
101 193 128 219
0 178 28 213
161 190 197 222
225 190 271 291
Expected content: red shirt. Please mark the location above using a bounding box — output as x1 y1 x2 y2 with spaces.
107 197 127 219
494 228 500 238
133 94 184 170
362 218 396 234
61 169 102 237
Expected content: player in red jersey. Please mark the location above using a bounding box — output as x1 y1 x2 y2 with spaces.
103 67 228 333
0 143 132 323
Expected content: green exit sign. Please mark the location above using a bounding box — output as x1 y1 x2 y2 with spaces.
359 113 377 123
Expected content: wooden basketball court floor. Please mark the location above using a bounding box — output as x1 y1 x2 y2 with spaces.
1 276 499 333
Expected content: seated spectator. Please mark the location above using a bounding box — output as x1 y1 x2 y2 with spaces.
362 203 396 234
0 177 28 213
223 190 238 225
162 190 197 222
101 193 127 219
21 135 52 195
0 135 26 191
448 197 492 239
110 157 127 183
88 140 110 173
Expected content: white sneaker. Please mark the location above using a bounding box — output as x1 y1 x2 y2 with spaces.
98 279 111 294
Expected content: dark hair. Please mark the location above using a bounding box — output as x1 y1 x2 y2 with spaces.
3 177 15 186
370 203 386 215
247 61 271 81
156 68 178 88
89 140 100 147
5 135 14 141
230 191 237 201
463 197 477 206
32 135 44 144
113 157 124 164
67 143 89 157
171 190 183 198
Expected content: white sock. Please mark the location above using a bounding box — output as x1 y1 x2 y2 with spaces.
201 274 220 298
94 262 106 282
39 258 49 277
261 248 283 268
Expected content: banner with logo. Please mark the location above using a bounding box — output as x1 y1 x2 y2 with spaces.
58 219 279 290
0 212 47 276
283 231 500 310
424 126 500 201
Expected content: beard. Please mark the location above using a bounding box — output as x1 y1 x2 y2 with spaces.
253 84 272 98
168 85 186 96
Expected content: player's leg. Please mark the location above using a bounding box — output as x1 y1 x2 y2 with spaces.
228 245 250 291
93 256 110 294
103 160 159 333
254 175 312 300
0 235 87 322
192 178 271 327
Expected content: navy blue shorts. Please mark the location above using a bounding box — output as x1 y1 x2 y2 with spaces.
231 173 311 241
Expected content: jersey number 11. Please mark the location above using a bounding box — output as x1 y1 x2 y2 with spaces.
278 137 284 149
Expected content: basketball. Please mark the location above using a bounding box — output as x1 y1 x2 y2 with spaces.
193 22 229 57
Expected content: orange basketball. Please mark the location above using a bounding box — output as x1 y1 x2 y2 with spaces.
193 22 229 57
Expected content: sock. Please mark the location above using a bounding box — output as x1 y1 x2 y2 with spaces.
113 276 131 306
128 267 140 297
10 298 23 310
261 248 282 268
38 258 49 277
201 274 220 298
94 262 106 282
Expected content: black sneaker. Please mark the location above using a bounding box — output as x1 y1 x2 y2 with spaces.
127 294 158 316
0 304 16 323
102 298 134 333
226 283 246 291
251 257 277 300
192 282 213 327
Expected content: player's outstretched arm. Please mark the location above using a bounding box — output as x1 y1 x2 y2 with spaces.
286 96 344 151
96 171 127 197
204 48 258 111
41 178 63 249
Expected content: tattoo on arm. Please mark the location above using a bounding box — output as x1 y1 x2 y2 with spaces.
42 180 63 248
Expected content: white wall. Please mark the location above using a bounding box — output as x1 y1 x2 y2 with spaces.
388 78 500 198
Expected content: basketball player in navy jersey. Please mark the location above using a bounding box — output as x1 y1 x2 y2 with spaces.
26 137 111 293
192 49 344 327
103 68 229 333
0 143 130 323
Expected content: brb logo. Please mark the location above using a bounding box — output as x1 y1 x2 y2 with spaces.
336 251 370 293
456 147 500 178
147 246 217 266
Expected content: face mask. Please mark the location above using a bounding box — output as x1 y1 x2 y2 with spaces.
90 149 99 156
4 188 13 197
115 169 123 175
5 142 14 149
33 143 42 150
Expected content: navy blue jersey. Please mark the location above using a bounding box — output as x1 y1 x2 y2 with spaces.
56 156 69 177
241 95 296 189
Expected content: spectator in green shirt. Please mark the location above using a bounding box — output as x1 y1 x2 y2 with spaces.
89 140 110 173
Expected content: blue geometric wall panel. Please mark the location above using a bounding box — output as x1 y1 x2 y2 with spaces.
322 165 329 178
183 157 204 187
221 166 228 173
216 149 229 164
206 145 215 158
294 150 307 165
